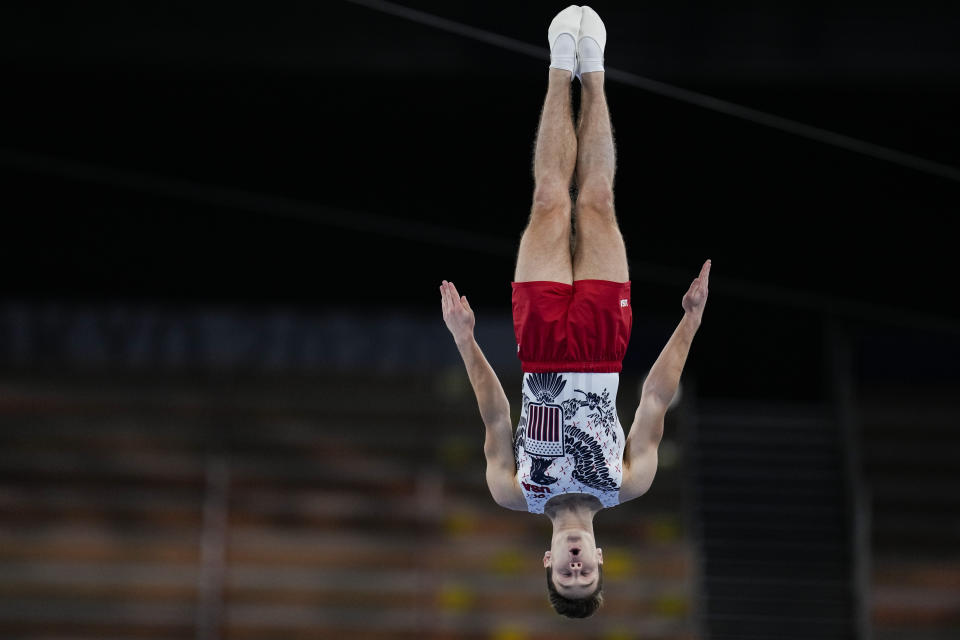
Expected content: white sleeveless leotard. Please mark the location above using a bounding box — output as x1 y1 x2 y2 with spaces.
514 371 625 514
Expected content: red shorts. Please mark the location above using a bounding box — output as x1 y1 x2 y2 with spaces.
511 279 632 373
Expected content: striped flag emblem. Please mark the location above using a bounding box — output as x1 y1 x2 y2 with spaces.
523 402 564 458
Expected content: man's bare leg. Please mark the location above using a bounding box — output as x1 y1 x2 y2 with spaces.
572 71 629 282
515 68 577 284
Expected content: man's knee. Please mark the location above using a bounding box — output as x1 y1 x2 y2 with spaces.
576 180 615 222
531 182 572 223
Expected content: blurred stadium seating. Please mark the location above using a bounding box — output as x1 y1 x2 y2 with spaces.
860 388 960 640
1 304 958 639
0 305 698 639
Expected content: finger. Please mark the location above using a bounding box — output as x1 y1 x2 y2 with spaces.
461 295 471 311
440 282 452 312
441 282 451 310
445 285 456 313
446 284 459 315
449 283 464 309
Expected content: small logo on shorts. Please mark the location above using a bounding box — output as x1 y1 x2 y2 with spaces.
620 299 629 307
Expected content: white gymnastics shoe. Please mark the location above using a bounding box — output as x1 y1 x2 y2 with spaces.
548 5 582 80
577 5 606 80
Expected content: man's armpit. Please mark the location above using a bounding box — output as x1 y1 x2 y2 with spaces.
486 466 526 511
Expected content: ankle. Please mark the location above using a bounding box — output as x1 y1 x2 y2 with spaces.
548 67 574 86
580 71 605 92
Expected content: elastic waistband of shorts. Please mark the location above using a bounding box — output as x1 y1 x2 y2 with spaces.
512 279 630 290
521 360 623 374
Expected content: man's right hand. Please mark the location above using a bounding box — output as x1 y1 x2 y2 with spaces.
440 280 476 346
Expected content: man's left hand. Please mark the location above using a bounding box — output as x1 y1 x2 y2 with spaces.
681 259 711 323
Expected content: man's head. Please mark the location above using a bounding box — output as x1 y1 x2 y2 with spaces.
543 531 604 617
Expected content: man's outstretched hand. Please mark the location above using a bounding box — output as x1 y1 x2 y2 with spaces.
440 280 475 346
681 259 711 324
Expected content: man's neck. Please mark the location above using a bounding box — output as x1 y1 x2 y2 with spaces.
544 494 601 531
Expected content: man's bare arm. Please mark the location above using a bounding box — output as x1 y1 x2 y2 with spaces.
440 280 525 510
621 260 710 500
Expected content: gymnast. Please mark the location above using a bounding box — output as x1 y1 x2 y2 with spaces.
439 5 709 618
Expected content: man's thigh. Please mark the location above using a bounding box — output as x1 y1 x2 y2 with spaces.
571 203 629 282
514 204 574 284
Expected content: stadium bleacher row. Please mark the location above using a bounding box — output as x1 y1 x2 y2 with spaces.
859 389 960 640
0 371 697 640
1 329 957 639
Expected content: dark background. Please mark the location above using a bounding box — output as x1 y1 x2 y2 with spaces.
2 0 959 397
1 3 958 638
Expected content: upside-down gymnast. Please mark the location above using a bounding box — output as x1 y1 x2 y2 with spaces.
439 5 710 618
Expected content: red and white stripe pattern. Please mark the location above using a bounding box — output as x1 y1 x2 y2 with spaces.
524 403 564 457
528 404 560 441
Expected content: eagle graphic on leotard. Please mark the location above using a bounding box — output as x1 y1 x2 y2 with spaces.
563 425 619 491
517 421 619 490
517 372 619 492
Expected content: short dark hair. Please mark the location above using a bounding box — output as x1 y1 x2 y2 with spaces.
545 565 604 618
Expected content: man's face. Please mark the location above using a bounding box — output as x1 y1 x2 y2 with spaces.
543 532 603 598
